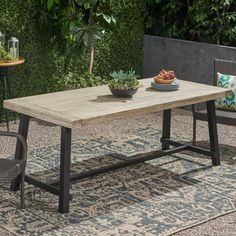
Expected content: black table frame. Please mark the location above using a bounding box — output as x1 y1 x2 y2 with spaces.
0 67 16 131
10 100 219 213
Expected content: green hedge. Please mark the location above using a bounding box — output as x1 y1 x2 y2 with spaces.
96 1 146 76
0 0 145 114
145 0 236 46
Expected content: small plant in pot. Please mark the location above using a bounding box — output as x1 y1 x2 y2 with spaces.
0 45 14 62
109 70 139 98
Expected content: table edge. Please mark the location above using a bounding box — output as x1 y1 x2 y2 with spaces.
0 58 25 67
4 90 230 129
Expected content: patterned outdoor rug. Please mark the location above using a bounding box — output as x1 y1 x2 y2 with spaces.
0 125 236 236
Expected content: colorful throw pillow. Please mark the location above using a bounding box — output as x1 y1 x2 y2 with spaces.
215 72 236 111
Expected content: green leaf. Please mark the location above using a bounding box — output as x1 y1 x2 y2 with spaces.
83 32 90 47
111 16 116 24
103 14 111 24
47 0 54 10
84 2 90 9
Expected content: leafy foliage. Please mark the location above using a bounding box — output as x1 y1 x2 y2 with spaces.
58 72 108 89
0 0 145 115
96 0 146 75
0 45 14 60
145 0 236 46
188 0 236 45
40 0 123 73
145 0 189 39
109 70 139 89
54 0 146 87
41 0 119 47
0 0 59 101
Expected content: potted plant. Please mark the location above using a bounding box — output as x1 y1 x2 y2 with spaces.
0 45 14 62
109 69 140 98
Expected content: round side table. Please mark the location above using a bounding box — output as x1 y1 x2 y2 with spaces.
0 58 25 130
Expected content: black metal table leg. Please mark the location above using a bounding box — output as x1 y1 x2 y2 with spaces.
3 75 9 131
19 102 220 213
5 70 16 124
1 67 17 130
10 114 30 191
206 100 220 166
161 109 171 150
59 127 71 213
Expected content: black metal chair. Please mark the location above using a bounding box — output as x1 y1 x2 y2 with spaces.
192 59 236 145
0 131 27 207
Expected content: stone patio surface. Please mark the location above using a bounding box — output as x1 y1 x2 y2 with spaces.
0 109 235 236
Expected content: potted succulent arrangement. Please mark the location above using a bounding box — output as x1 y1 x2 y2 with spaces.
0 45 14 62
0 32 20 62
109 69 140 98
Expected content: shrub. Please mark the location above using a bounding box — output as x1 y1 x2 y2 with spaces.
0 0 145 115
145 0 236 46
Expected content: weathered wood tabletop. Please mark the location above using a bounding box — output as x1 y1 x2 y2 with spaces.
4 78 231 129
0 58 25 68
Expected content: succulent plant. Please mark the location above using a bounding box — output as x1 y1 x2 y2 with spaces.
0 45 14 61
109 70 139 90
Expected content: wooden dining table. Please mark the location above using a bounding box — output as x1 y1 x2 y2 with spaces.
4 78 231 213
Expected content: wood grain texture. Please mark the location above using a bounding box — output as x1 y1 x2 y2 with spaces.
0 58 25 67
4 78 231 129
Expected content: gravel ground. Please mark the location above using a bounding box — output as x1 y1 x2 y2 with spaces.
0 108 236 236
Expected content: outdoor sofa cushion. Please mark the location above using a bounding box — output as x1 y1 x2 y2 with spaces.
215 72 236 111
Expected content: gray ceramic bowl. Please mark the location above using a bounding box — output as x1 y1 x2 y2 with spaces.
109 87 138 98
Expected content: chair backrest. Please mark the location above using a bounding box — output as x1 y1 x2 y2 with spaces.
214 59 236 86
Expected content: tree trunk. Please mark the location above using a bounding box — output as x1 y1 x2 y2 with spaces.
88 46 94 74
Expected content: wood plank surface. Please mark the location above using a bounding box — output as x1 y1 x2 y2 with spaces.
0 58 25 67
4 78 231 129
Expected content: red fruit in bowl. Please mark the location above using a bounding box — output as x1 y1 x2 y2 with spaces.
154 69 176 83
167 70 175 80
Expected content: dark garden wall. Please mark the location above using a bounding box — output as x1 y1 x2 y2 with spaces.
0 0 145 111
143 35 236 85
